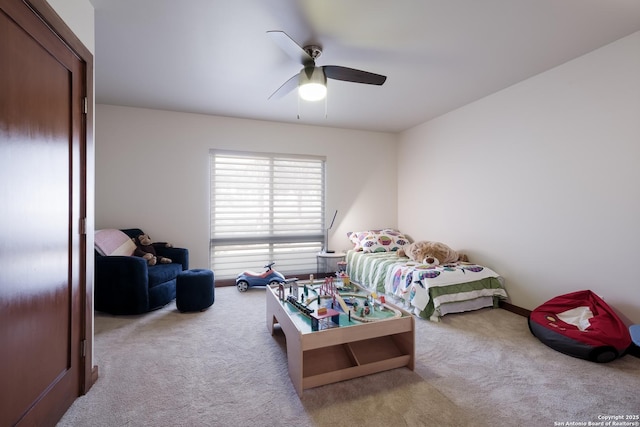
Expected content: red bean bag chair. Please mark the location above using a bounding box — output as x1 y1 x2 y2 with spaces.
528 290 632 363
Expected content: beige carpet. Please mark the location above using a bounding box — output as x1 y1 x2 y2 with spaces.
58 286 640 427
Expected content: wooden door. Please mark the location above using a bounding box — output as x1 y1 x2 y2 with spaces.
0 1 91 425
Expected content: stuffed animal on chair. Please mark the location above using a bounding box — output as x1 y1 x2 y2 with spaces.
397 240 468 266
133 234 172 266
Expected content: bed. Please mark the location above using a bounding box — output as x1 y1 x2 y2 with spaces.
345 243 508 321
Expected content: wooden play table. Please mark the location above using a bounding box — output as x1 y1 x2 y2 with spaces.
266 282 415 396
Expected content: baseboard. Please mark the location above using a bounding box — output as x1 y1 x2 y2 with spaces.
499 300 531 317
216 279 235 287
92 365 99 384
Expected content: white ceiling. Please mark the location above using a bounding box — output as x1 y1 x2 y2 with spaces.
90 0 640 133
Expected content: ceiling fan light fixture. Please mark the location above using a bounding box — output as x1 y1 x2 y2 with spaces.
298 67 327 101
299 83 326 101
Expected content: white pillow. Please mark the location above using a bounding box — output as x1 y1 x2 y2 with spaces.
348 228 411 253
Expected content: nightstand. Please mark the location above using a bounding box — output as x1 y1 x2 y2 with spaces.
316 251 346 276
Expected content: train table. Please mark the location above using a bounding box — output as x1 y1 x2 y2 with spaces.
266 278 415 396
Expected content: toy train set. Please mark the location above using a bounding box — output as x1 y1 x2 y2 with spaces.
276 276 403 331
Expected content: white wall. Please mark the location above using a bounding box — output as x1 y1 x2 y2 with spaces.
398 32 640 323
95 105 398 270
47 0 95 54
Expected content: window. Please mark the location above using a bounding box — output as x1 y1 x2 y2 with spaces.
209 150 326 280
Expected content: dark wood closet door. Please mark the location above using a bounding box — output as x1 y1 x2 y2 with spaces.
0 1 87 425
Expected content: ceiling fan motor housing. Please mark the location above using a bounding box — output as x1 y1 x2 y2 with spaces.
303 45 322 62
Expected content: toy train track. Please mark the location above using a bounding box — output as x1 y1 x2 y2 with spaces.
334 293 402 322
286 295 313 317
280 282 402 325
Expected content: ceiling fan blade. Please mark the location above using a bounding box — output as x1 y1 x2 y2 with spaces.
268 73 299 100
323 66 387 85
267 30 313 65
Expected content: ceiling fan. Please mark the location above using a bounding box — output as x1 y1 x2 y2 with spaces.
267 30 387 102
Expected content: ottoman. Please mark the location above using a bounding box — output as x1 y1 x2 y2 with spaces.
176 269 215 312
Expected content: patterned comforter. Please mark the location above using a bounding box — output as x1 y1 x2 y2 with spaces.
346 250 508 320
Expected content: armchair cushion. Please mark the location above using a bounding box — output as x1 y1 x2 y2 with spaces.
148 263 183 288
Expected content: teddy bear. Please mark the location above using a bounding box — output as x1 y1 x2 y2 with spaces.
132 234 173 266
397 240 468 266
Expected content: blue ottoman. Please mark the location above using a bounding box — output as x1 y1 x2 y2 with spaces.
176 269 215 312
631 325 640 346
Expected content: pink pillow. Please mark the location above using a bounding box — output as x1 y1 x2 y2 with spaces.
95 229 136 256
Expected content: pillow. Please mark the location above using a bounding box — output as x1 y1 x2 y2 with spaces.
347 229 411 253
95 229 136 256
347 230 373 251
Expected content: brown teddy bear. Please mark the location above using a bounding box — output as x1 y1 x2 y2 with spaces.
397 240 468 266
133 234 173 266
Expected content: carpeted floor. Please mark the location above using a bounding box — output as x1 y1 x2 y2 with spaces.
58 286 640 427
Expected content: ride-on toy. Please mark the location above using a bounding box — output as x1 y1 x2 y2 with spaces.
236 262 286 292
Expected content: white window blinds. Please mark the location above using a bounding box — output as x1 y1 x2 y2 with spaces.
209 150 325 279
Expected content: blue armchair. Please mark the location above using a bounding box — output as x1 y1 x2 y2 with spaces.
95 228 189 315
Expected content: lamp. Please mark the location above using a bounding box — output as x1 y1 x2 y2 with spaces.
298 66 327 101
323 210 338 253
